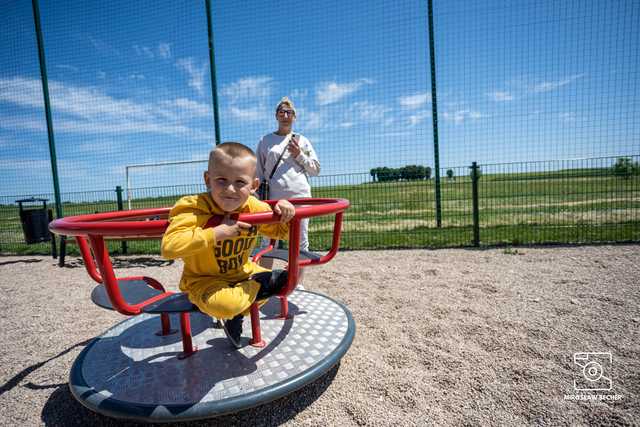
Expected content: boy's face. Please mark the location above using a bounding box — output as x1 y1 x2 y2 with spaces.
204 153 259 212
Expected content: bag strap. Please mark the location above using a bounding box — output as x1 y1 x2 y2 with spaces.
267 133 294 180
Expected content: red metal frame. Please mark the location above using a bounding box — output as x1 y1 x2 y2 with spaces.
49 198 350 355
251 240 275 263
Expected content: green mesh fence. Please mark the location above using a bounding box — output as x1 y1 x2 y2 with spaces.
1 1 638 255
2 155 637 255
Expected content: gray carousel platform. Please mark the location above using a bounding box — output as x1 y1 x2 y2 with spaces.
70 290 355 423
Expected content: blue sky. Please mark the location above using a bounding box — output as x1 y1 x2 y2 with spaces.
1 0 638 197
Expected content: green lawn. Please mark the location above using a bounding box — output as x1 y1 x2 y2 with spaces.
1 172 638 254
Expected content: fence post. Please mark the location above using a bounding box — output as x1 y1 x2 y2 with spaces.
32 0 63 220
470 162 480 247
427 0 442 227
116 186 127 254
205 0 222 146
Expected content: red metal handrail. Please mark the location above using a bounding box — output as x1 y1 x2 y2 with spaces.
49 199 350 238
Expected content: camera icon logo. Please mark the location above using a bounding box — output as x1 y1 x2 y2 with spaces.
573 352 612 391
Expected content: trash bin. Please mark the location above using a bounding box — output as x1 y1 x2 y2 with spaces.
17 197 52 244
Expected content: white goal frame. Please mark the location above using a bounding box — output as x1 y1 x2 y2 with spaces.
125 159 207 209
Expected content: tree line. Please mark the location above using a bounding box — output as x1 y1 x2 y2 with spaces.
369 157 637 183
370 165 432 182
613 157 640 179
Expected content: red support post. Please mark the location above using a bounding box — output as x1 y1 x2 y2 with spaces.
277 218 301 319
88 235 139 315
278 296 289 320
75 236 102 284
249 303 265 347
160 313 172 335
178 312 196 358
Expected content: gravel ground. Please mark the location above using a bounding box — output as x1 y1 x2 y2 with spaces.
0 245 639 426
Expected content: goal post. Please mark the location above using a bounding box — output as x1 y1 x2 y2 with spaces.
125 159 208 209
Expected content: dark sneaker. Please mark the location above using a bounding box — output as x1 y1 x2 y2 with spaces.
220 314 243 349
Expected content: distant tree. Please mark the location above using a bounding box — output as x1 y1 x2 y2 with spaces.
612 157 638 179
399 165 410 180
446 169 454 180
400 165 424 181
424 166 432 180
370 167 379 182
370 165 432 182
377 167 393 182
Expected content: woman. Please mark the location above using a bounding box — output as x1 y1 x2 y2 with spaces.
256 97 320 287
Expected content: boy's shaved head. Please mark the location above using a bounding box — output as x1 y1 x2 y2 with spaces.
204 141 259 212
208 142 256 171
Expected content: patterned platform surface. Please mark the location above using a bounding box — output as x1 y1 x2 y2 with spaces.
71 290 355 422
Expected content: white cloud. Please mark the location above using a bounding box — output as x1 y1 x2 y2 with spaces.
229 106 267 121
531 74 585 93
407 110 431 126
442 109 484 124
221 76 273 122
315 79 372 106
164 98 212 118
0 158 54 171
133 44 155 59
340 122 354 128
0 116 46 132
559 112 577 122
399 92 431 109
487 91 513 101
301 111 323 130
0 76 46 108
56 64 79 72
177 58 207 96
88 36 120 56
158 43 172 59
348 101 390 123
0 77 211 139
289 88 309 103
221 76 273 104
133 43 172 60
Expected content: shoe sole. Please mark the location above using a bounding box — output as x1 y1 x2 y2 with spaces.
219 320 242 349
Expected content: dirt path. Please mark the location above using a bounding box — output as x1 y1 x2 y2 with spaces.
0 245 638 426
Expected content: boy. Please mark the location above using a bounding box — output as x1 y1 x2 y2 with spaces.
161 142 295 348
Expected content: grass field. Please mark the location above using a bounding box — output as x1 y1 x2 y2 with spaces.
1 171 639 254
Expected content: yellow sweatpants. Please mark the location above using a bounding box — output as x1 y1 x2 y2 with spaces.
185 276 269 320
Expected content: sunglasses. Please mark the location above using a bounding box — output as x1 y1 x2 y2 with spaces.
277 109 295 116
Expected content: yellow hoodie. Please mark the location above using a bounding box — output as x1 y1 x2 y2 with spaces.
161 192 289 319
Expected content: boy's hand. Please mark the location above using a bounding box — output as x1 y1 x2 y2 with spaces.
273 200 295 223
214 214 252 240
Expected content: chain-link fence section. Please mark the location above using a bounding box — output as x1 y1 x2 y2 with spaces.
1 1 638 254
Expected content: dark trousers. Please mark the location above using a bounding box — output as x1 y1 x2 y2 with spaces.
252 269 289 300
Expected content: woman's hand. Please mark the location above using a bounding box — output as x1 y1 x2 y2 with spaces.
273 199 295 223
287 135 301 157
214 214 252 240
